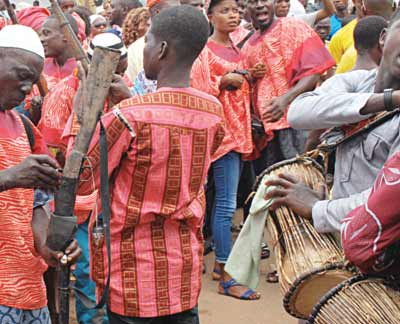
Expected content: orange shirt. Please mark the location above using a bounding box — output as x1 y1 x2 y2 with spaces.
0 110 48 309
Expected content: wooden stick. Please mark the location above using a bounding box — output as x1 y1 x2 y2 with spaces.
49 0 90 72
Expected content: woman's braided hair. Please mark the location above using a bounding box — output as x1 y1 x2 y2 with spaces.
122 7 150 47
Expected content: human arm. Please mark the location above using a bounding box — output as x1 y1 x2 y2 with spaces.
0 155 59 192
262 74 320 123
288 71 376 129
264 172 371 233
315 0 336 23
359 90 400 115
32 205 81 267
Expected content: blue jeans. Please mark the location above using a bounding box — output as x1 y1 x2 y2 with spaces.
212 151 241 264
73 218 108 324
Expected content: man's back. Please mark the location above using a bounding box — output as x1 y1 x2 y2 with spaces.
79 87 225 317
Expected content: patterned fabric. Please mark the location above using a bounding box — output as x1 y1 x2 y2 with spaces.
77 88 226 317
342 152 400 276
241 17 335 139
43 57 77 91
0 110 48 309
191 39 253 155
0 305 50 324
131 70 157 96
127 37 144 82
230 25 251 46
38 75 80 149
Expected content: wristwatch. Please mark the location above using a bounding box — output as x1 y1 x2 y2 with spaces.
384 88 395 111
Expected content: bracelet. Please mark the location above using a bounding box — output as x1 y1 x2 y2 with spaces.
384 88 394 111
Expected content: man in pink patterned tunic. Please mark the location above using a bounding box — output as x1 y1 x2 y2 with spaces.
77 6 226 323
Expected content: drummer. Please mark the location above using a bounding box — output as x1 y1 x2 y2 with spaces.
264 8 400 235
341 151 400 278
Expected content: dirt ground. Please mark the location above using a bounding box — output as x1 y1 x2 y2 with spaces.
69 210 298 324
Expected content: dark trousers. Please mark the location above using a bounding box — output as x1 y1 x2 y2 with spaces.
108 307 199 324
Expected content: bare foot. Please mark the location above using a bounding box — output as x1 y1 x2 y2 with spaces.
218 280 261 300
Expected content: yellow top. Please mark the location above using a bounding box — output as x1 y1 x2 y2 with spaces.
328 19 358 64
336 46 357 74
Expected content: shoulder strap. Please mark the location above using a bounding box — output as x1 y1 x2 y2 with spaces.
19 113 35 152
236 29 256 49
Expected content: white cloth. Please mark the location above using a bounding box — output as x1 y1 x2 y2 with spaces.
0 25 44 58
88 32 127 58
127 36 145 82
288 0 306 15
225 176 275 289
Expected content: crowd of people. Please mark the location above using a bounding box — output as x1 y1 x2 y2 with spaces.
0 0 399 322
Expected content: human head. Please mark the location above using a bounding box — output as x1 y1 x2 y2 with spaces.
88 32 128 76
354 15 387 65
58 0 76 12
122 8 150 46
208 0 240 34
247 0 274 32
378 9 400 83
274 0 289 17
33 0 40 6
356 0 394 20
333 0 348 13
314 16 331 41
147 0 180 18
236 0 245 20
110 0 142 27
0 0 5 11
90 14 108 37
0 25 44 110
143 5 209 80
180 0 205 11
39 14 78 58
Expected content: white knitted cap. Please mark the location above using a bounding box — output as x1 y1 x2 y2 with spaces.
0 25 45 58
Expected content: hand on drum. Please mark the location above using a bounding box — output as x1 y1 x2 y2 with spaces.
264 173 326 220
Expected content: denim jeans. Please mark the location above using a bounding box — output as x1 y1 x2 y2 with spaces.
73 218 108 324
212 151 241 263
107 307 199 324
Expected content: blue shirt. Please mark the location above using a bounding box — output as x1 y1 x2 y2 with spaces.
329 15 342 40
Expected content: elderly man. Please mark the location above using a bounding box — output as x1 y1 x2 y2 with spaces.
0 24 80 323
265 9 400 235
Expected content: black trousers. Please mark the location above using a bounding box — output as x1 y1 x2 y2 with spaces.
108 307 199 324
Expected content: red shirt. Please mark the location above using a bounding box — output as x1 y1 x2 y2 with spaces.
0 110 49 309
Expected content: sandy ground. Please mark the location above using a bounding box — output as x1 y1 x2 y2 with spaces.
69 210 298 324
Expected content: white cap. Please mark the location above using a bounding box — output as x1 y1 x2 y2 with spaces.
89 14 105 25
0 25 45 58
87 32 127 59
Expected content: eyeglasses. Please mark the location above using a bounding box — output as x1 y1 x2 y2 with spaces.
94 23 107 28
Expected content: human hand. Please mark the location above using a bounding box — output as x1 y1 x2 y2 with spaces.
264 173 326 220
29 96 43 125
249 63 266 79
392 90 400 109
108 74 132 106
220 73 245 91
39 239 82 268
262 94 291 123
3 155 59 191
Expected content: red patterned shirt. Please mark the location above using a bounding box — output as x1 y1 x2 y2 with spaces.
77 88 225 317
242 17 335 137
0 110 49 309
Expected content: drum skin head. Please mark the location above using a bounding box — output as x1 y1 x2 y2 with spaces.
283 264 354 319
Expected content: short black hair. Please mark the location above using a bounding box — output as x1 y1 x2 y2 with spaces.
150 5 209 63
354 16 387 53
121 0 142 10
208 0 224 14
48 13 79 37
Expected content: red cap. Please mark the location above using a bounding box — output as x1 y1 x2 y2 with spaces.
16 7 50 31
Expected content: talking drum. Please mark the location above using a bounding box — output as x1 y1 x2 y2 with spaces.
257 157 354 319
308 275 400 324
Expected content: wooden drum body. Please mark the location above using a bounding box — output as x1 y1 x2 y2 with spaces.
260 157 354 319
308 275 400 324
